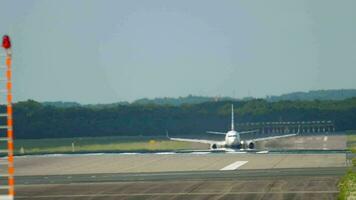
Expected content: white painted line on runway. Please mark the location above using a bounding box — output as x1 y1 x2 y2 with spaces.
119 153 140 155
256 151 269 154
155 152 176 155
322 142 328 150
190 152 210 155
74 153 106 156
324 136 328 142
220 161 248 171
226 151 246 154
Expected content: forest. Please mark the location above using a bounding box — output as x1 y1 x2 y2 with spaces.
11 98 356 139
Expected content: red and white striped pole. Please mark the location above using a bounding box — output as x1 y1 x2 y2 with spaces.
2 35 14 199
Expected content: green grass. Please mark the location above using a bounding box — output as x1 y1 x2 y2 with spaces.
347 134 356 153
338 169 356 200
13 136 207 155
338 133 356 200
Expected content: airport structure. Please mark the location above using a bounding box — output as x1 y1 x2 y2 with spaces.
0 35 15 200
237 120 335 134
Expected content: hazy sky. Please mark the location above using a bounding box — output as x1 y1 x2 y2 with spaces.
1 0 355 103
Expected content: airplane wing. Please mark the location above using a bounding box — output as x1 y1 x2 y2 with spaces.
206 131 226 135
238 130 259 134
251 125 300 142
251 133 297 142
169 137 221 145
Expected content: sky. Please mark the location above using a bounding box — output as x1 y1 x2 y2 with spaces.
0 0 355 104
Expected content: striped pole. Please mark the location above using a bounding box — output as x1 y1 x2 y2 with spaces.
6 54 14 198
2 35 14 199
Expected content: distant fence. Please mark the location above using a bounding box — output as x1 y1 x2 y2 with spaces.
237 121 335 134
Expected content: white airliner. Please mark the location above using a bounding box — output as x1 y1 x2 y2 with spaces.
169 104 298 150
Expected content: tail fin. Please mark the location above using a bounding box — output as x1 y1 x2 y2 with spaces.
231 104 234 130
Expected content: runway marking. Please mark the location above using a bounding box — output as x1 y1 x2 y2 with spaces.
324 136 328 142
15 191 340 199
190 152 210 155
226 151 246 154
220 161 248 171
256 151 269 154
119 153 140 155
155 152 176 155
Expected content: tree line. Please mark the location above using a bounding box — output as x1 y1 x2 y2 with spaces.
10 98 356 139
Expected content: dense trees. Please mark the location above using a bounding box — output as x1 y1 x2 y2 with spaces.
11 98 356 139
266 89 356 101
39 89 356 109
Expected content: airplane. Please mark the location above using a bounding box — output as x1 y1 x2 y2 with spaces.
168 104 299 150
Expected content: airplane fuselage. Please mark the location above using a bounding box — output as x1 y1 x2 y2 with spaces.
222 130 257 149
224 130 240 146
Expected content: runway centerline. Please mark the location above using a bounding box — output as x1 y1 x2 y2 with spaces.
220 161 248 170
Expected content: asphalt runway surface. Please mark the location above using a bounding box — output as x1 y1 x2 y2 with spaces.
12 152 347 176
12 152 348 200
12 134 349 200
255 135 346 150
16 167 345 200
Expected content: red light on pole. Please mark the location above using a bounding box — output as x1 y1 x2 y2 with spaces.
2 35 11 49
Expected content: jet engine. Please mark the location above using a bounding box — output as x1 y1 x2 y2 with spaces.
247 141 255 149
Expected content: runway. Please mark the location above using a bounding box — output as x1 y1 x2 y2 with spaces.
12 152 347 176
12 135 349 199
12 152 347 200
255 135 346 150
16 167 347 185
15 167 345 200
16 178 341 200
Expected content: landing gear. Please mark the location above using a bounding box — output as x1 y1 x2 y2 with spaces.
211 144 217 150
232 142 255 150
